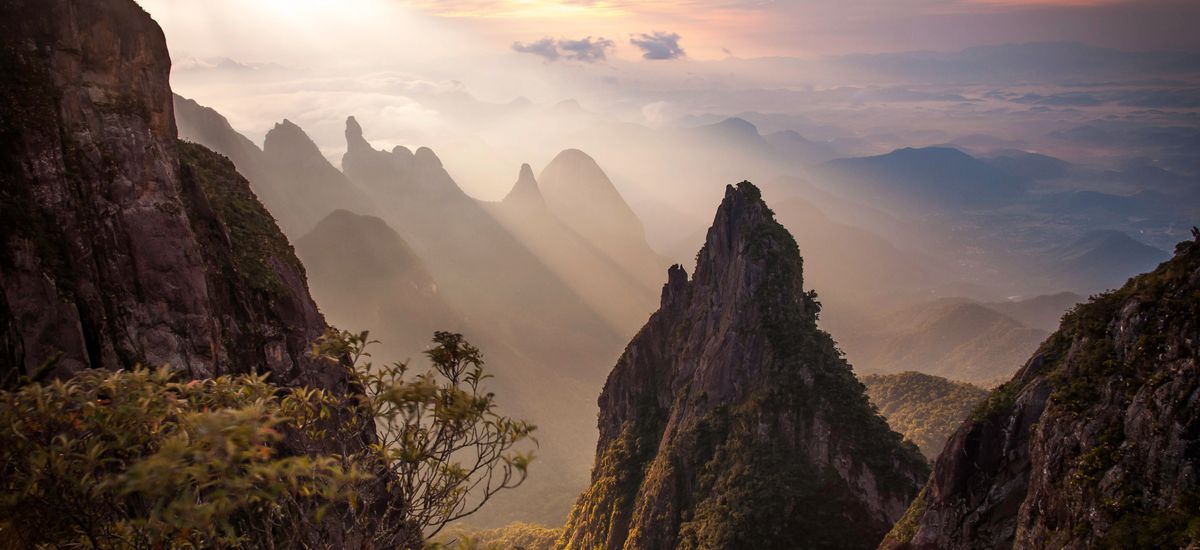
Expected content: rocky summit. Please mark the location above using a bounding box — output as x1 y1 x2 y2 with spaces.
883 230 1200 549
558 182 929 550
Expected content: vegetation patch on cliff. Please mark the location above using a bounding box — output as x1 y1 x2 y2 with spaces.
556 400 666 549
178 140 303 295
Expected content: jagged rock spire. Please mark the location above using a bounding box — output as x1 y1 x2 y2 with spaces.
345 115 370 153
559 180 927 550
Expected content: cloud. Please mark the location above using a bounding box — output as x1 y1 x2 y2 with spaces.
512 38 561 61
558 36 615 62
630 32 685 60
512 36 614 62
1012 92 1103 106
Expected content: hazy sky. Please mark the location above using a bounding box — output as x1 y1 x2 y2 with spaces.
141 0 1200 202
141 0 1200 64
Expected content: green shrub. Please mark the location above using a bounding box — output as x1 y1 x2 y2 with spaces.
0 330 535 549
0 367 364 548
317 330 537 542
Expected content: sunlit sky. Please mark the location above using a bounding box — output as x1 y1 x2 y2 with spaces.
141 0 1200 64
137 0 1200 202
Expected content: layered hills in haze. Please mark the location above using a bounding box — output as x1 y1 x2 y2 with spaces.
1049 229 1171 292
818 146 1025 211
173 95 375 238
538 149 666 296
840 298 1053 385
294 210 460 358
174 96 667 525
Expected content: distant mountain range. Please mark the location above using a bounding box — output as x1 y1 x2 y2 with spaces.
10 1 1200 546
173 95 376 238
818 146 1025 210
982 292 1083 332
295 210 460 358
1048 230 1171 292
983 150 1072 182
174 86 1185 529
175 96 668 526
834 41 1200 83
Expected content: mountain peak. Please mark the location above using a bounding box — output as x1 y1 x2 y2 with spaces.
537 148 657 275
694 181 790 288
539 148 639 224
391 145 414 161
502 163 544 207
715 116 759 134
560 179 926 549
822 145 1023 209
413 146 442 168
345 115 369 152
693 117 768 148
263 118 323 161
660 263 689 308
548 148 595 165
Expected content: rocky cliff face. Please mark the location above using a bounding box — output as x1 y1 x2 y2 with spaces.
0 0 337 388
883 231 1200 549
558 182 929 550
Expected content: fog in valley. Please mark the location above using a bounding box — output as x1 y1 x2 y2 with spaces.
143 0 1199 528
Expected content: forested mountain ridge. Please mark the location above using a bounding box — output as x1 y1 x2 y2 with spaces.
862 372 988 459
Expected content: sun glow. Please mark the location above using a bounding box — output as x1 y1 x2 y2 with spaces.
401 0 632 19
